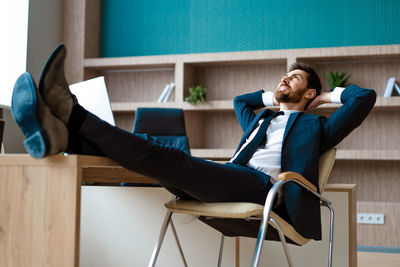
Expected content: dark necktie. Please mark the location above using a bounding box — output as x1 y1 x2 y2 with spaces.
232 111 284 165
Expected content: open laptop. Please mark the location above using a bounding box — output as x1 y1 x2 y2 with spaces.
69 76 115 126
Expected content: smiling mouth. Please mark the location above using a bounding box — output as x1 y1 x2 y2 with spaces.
278 85 290 91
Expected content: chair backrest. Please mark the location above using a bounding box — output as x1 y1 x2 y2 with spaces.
133 108 190 155
318 147 336 192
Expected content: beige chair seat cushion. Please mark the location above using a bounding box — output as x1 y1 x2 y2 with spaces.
166 199 264 218
165 199 309 245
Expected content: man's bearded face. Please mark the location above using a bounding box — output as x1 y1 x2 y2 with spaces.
274 69 309 104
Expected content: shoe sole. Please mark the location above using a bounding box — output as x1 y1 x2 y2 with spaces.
11 73 49 158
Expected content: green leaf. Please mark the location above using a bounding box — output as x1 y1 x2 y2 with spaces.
326 70 351 89
185 85 206 105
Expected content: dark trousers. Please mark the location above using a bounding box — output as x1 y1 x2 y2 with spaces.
67 112 272 205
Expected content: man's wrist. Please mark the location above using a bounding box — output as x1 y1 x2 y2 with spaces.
262 91 275 106
330 87 345 104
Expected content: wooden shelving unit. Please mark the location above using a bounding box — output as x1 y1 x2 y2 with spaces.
64 0 400 248
190 149 400 161
110 97 400 113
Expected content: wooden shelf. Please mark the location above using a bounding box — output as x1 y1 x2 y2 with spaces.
311 97 400 112
84 57 176 70
111 102 180 112
191 149 235 159
335 150 400 161
111 97 400 112
111 100 234 112
84 44 400 69
190 149 400 161
374 97 400 110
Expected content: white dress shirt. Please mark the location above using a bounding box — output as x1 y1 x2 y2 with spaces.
231 87 345 182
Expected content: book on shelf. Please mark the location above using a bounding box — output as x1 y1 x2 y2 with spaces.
157 83 175 103
395 83 400 95
383 77 400 97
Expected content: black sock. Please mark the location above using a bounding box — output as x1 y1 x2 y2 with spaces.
68 104 88 132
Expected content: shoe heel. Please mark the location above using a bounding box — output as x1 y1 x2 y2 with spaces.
23 130 47 158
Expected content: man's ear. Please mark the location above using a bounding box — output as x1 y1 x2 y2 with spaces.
305 88 317 100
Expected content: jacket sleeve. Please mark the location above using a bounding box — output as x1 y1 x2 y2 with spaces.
233 90 266 131
320 85 376 152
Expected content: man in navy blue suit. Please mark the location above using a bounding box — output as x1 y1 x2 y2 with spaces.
11 44 376 240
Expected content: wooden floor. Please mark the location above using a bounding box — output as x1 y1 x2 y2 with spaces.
358 252 400 267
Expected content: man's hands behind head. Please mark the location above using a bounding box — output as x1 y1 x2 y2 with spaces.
306 92 332 111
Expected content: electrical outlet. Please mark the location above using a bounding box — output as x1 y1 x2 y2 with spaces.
357 213 384 224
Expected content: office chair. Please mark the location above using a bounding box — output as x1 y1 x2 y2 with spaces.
132 107 190 155
123 107 191 188
149 147 336 267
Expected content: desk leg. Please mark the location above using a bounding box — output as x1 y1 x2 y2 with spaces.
0 164 81 267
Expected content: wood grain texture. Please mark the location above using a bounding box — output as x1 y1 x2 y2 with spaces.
187 61 286 101
335 150 400 160
185 111 242 149
112 100 234 112
357 201 400 247
110 96 400 112
325 184 357 267
0 160 81 267
103 69 175 103
299 57 400 94
0 155 140 266
311 108 400 151
82 166 156 184
114 112 135 132
336 110 400 150
358 252 400 267
191 148 235 160
235 236 240 267
189 149 400 161
83 45 400 68
63 0 85 83
329 161 400 202
174 62 184 103
84 0 101 58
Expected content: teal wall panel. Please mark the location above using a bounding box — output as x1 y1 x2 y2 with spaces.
101 0 400 57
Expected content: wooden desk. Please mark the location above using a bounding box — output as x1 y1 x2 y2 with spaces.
0 154 151 267
0 154 357 267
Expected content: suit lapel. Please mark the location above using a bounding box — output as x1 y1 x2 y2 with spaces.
282 112 303 145
245 109 273 136
235 109 274 153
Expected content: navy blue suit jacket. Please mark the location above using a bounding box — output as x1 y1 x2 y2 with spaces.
233 85 376 239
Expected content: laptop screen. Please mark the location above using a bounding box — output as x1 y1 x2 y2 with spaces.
69 76 115 126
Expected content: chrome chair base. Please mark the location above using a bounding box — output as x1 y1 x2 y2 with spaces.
148 211 227 267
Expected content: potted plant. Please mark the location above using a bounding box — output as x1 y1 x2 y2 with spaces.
326 70 350 90
185 85 206 105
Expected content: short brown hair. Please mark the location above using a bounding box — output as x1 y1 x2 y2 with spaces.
288 62 322 96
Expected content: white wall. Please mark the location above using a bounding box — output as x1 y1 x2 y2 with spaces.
2 0 63 153
26 0 63 81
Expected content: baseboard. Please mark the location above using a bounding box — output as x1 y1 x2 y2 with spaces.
358 246 400 254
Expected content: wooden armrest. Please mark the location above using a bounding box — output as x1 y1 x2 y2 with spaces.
278 172 318 193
